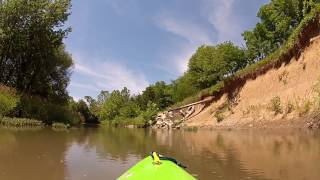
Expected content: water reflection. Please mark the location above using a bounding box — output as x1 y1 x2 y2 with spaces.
0 129 68 180
0 127 319 180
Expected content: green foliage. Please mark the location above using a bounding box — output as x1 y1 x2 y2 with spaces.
188 42 247 89
214 103 231 123
98 88 130 121
0 117 44 127
171 81 225 108
18 96 81 126
170 96 200 109
298 101 312 116
243 0 306 61
133 104 159 125
0 0 72 103
201 81 225 98
214 111 225 123
235 2 320 78
75 99 98 124
270 96 283 115
169 73 199 103
136 81 173 110
89 83 165 126
0 85 19 116
0 0 83 126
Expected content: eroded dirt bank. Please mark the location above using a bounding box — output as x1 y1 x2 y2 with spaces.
154 35 320 130
181 37 320 129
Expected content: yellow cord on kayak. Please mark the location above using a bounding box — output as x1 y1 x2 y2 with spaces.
152 152 161 165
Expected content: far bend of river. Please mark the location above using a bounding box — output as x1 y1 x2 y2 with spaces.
0 128 320 180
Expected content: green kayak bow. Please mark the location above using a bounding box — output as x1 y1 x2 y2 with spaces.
117 152 197 180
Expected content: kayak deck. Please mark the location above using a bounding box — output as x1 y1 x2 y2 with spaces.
117 155 196 180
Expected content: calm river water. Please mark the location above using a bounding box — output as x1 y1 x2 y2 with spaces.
0 127 319 180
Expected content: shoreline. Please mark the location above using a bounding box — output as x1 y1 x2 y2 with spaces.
180 116 320 130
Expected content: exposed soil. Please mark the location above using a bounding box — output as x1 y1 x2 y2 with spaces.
182 36 320 129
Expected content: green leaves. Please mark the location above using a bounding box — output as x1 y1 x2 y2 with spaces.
243 0 316 61
0 85 19 117
0 0 72 103
188 42 246 89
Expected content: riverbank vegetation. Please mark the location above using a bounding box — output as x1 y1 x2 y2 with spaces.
0 117 44 128
0 0 92 127
84 0 320 126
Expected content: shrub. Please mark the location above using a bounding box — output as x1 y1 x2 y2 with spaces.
285 102 295 114
107 106 158 127
270 96 283 115
213 103 230 123
214 111 224 123
278 71 289 85
170 82 225 109
18 96 81 125
0 85 20 117
297 101 313 116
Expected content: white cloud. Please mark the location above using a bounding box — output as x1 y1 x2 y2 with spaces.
155 15 213 45
154 14 213 74
162 45 196 75
202 0 242 44
72 53 149 95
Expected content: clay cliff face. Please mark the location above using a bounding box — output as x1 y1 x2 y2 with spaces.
182 36 320 129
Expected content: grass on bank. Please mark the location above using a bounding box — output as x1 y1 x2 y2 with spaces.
0 84 82 127
0 117 73 129
0 117 44 127
171 5 320 108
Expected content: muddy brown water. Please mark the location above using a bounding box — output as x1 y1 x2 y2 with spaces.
0 127 320 180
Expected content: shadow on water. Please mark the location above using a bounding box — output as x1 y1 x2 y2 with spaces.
0 127 320 180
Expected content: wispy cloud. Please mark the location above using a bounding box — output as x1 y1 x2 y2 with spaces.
154 14 213 74
201 0 243 45
71 53 149 95
158 45 196 75
155 14 213 45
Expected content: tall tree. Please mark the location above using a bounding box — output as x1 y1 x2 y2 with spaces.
188 42 246 89
169 72 199 103
243 0 320 61
99 88 129 121
0 0 72 103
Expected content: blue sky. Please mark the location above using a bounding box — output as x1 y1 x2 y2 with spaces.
64 0 269 100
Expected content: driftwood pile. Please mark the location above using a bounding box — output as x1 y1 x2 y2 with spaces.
153 106 195 129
